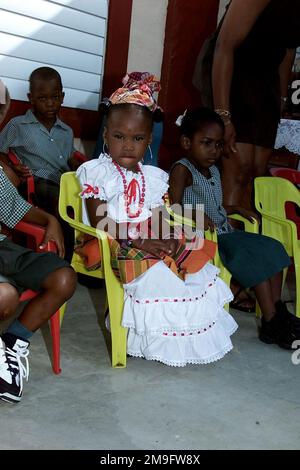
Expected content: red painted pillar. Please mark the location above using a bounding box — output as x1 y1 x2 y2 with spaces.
102 0 133 97
159 0 219 169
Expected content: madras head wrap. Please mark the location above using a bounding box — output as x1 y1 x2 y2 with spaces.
109 71 162 112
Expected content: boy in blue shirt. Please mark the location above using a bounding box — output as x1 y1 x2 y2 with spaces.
0 67 80 260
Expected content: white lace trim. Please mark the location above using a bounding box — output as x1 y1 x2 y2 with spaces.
275 119 300 155
127 342 235 367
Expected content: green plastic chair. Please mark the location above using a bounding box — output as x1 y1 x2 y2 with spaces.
59 172 127 368
255 176 300 317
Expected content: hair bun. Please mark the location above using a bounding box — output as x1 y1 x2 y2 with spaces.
98 98 111 114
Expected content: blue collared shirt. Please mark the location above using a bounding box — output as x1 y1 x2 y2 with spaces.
0 166 31 241
0 109 74 184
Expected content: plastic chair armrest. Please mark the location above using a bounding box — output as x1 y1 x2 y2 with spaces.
59 211 105 240
261 211 299 238
228 213 259 234
204 229 218 242
14 221 57 253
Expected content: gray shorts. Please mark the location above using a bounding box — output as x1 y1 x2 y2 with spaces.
0 238 70 294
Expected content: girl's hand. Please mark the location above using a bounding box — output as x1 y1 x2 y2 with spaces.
237 207 260 224
204 214 216 232
133 238 177 258
223 122 237 156
163 238 179 258
41 216 65 258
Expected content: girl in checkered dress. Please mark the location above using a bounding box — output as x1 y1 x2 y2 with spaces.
169 107 297 350
77 74 237 367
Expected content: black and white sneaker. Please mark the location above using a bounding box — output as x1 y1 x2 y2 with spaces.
0 334 29 404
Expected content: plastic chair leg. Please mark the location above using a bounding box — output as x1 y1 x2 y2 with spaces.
59 302 67 325
106 285 127 368
50 310 61 374
295 261 300 318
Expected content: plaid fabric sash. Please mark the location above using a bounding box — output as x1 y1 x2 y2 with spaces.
109 236 216 284
75 227 216 284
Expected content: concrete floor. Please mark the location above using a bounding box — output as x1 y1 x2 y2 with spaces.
1 276 300 450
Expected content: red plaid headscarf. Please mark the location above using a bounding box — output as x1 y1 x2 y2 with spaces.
109 72 162 112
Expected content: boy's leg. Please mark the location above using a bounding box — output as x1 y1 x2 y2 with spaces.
15 267 77 332
1 267 76 404
0 242 77 403
0 281 19 321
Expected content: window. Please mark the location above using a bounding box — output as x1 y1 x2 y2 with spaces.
0 0 108 110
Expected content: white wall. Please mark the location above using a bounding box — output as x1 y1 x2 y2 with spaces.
127 0 168 79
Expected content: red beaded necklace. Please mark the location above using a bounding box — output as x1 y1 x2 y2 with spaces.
113 160 146 219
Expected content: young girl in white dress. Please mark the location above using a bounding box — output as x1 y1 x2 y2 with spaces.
77 72 237 367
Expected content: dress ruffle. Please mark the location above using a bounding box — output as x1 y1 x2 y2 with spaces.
122 262 237 366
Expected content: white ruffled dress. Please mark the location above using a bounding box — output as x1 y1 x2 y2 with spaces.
77 153 237 367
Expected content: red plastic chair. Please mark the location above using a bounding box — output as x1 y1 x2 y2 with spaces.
7 149 87 205
269 167 300 238
8 150 35 204
11 220 61 374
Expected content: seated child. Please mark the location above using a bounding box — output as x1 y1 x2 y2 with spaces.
0 164 77 404
169 106 299 350
0 67 80 260
76 72 237 367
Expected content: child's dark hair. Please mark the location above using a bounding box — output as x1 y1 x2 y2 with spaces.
98 101 164 124
29 67 63 92
180 107 224 138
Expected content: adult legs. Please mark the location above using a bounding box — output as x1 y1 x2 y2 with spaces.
222 143 272 210
253 146 273 178
221 142 255 210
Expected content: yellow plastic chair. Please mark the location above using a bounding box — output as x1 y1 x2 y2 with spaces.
255 176 300 317
59 172 127 368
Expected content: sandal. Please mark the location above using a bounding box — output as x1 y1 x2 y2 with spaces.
230 287 256 313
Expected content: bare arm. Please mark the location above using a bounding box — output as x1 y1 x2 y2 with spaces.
85 198 107 229
0 152 31 180
22 207 65 258
168 164 191 205
0 159 20 187
212 0 271 151
279 48 296 112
